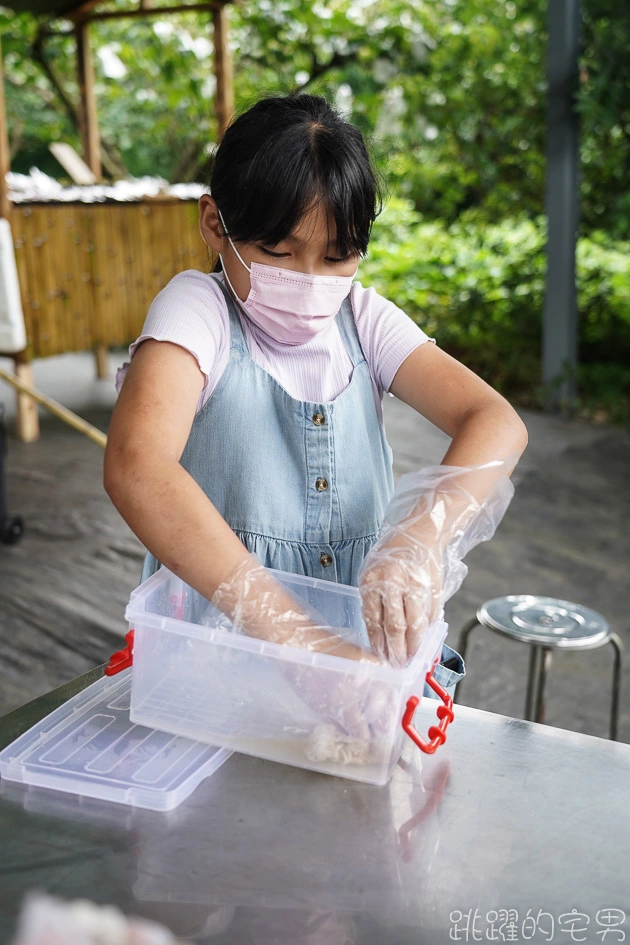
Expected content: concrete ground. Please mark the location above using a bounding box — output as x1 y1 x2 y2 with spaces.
0 352 628 743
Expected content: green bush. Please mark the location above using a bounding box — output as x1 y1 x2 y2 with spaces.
363 199 630 423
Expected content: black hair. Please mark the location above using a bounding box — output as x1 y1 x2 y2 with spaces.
200 93 382 259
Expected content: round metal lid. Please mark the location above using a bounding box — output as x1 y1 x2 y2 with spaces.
477 596 610 648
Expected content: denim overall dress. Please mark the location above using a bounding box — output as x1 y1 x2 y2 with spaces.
140 275 464 699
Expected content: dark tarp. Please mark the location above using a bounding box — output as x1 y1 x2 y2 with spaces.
2 0 95 17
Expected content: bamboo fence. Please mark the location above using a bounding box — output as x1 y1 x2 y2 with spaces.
11 196 211 359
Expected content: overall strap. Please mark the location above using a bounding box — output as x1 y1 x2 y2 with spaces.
335 296 367 367
211 273 249 354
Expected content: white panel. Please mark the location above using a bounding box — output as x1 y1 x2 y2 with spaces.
0 217 27 354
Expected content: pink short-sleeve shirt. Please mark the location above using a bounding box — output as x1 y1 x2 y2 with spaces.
115 270 435 421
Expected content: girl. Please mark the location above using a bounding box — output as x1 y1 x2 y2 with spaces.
105 93 527 697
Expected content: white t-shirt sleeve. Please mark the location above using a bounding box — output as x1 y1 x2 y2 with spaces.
114 270 230 413
350 282 435 397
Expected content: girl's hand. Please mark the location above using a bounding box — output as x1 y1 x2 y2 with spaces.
211 552 377 662
358 459 516 669
358 527 445 669
284 660 392 743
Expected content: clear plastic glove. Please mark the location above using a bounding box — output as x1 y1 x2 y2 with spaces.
211 552 376 662
358 457 516 668
285 658 394 743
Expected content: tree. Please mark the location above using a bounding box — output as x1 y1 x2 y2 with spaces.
0 8 220 180
1 0 628 237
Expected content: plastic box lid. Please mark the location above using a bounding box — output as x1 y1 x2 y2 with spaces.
0 669 232 811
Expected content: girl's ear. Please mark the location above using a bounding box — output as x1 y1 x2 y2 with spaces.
199 195 226 253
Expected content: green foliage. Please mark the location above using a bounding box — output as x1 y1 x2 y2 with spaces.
578 0 630 240
0 0 628 235
364 198 630 421
1 0 629 419
228 0 549 223
0 8 220 179
369 0 549 225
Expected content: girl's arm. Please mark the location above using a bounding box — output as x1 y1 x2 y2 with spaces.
388 341 529 472
358 342 528 667
104 339 250 599
389 340 529 543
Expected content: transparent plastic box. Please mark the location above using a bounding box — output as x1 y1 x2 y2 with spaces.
122 567 451 786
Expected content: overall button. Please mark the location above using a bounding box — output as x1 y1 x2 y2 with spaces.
312 412 325 426
315 478 328 492
320 553 333 567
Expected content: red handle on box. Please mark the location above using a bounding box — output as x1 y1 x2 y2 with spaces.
105 630 135 676
402 662 454 754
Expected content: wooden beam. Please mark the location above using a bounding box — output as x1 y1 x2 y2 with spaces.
213 3 234 139
0 364 107 448
44 3 238 33
75 19 102 180
0 32 11 220
80 2 221 22
64 0 103 22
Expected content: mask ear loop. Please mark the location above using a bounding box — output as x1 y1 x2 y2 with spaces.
217 208 252 274
215 207 251 310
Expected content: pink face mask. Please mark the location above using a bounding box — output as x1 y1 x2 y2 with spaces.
218 210 357 345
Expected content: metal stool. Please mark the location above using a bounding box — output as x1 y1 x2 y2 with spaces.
455 595 623 740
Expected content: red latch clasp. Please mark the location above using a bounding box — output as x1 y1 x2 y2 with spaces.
401 658 455 754
105 629 135 676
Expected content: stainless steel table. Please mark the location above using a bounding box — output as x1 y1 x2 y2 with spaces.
0 667 628 945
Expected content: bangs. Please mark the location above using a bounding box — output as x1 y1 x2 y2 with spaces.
208 95 382 257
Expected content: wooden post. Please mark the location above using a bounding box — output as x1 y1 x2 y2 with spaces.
212 3 234 139
0 32 11 220
76 18 105 381
75 18 102 179
94 343 109 379
13 352 40 444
